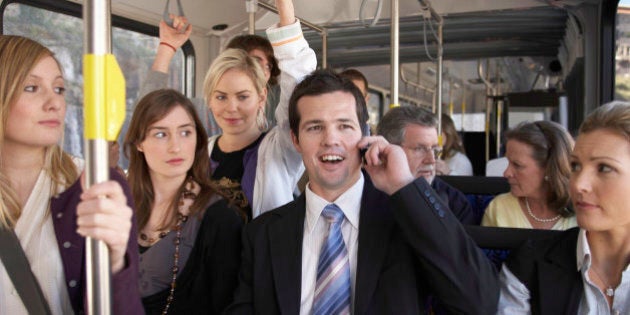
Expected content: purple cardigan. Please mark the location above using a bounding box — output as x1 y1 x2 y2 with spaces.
49 170 143 315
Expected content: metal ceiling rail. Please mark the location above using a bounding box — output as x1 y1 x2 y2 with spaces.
417 0 444 135
254 0 328 68
301 6 568 68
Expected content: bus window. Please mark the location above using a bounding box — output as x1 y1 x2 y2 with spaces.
2 2 186 159
451 113 486 132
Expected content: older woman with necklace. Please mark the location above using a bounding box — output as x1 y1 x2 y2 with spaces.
482 121 577 230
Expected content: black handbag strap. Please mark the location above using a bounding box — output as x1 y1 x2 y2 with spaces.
0 226 52 315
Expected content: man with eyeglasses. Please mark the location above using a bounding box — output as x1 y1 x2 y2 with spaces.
377 106 475 224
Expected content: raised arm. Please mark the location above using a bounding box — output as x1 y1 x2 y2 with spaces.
276 0 296 27
138 15 192 99
358 136 415 195
251 0 316 217
152 15 192 74
359 136 500 314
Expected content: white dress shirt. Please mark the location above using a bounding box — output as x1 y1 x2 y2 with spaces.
300 174 363 315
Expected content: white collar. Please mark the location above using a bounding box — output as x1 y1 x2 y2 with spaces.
304 173 363 233
576 228 630 273
576 228 591 272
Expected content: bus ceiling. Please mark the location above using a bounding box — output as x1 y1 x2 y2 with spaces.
102 0 608 109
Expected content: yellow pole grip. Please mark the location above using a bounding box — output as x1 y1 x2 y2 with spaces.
84 54 126 140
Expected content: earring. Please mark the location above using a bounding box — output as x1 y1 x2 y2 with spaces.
256 107 269 132
544 175 549 181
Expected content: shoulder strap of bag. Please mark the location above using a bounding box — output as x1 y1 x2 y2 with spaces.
0 226 52 315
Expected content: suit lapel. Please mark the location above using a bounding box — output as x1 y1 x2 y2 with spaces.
536 231 583 315
269 195 306 315
354 177 394 314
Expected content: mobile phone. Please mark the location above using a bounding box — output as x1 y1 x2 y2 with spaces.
359 143 370 164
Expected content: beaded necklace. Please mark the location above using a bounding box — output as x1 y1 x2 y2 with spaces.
162 212 188 314
139 178 197 314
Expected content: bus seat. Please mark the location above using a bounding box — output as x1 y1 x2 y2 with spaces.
464 225 561 269
427 226 560 314
437 175 510 224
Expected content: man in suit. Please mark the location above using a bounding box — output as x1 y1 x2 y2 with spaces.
377 106 476 224
226 70 498 314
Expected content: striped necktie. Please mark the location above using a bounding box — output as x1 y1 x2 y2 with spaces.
312 203 351 315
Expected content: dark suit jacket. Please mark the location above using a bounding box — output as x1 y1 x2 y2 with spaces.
431 177 475 224
506 228 583 315
225 176 499 314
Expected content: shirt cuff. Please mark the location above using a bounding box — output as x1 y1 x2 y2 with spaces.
266 19 303 46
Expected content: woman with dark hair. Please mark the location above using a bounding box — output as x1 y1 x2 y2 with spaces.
482 121 577 230
498 102 630 314
125 89 242 314
436 113 473 175
0 35 142 314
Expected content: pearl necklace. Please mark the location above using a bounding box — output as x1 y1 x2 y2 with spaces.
524 197 561 223
590 265 616 297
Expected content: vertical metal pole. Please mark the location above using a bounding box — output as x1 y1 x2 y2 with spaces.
559 95 568 129
246 0 257 35
448 79 453 116
83 1 112 314
249 13 255 34
495 63 502 157
460 86 466 130
390 0 399 107
484 59 491 163
322 31 328 69
436 21 443 139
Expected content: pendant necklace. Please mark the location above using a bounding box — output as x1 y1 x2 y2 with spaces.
590 265 615 297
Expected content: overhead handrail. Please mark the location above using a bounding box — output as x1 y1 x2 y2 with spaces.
163 0 185 27
256 1 328 68
359 0 383 28
400 65 435 93
371 84 428 108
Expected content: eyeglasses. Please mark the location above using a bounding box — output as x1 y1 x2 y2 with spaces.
402 145 442 159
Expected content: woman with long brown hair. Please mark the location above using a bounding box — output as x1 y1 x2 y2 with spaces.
125 89 242 314
482 121 576 230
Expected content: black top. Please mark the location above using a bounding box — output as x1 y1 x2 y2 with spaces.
210 134 265 220
141 199 243 315
505 227 583 315
139 212 202 296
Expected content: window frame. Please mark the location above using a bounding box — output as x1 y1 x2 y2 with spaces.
0 0 196 97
